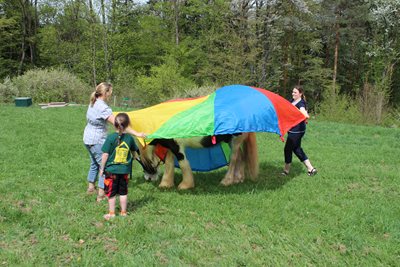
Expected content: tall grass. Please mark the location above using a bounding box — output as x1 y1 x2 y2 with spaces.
0 104 399 266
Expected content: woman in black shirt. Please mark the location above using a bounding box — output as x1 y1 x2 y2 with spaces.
282 86 317 176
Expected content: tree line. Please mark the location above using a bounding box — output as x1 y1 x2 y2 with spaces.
1 0 399 123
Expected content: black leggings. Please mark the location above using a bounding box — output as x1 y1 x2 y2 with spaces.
284 132 308 164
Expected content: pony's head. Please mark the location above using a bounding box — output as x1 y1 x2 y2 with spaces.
137 143 161 182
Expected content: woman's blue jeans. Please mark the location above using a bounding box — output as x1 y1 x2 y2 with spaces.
85 144 104 189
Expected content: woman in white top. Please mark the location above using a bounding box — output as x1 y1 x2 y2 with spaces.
83 82 145 201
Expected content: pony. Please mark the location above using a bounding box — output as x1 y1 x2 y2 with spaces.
137 133 259 189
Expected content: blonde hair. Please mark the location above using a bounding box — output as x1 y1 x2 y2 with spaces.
90 82 113 106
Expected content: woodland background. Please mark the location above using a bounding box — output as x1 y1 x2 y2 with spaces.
1 0 399 125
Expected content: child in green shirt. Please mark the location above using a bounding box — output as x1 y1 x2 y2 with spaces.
100 113 139 220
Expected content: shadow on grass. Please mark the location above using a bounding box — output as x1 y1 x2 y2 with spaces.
126 196 155 212
130 161 305 196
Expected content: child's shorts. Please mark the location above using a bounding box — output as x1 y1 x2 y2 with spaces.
104 173 129 198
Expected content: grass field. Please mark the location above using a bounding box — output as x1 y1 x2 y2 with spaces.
0 104 399 266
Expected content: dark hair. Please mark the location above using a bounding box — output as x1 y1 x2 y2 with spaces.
294 85 306 101
114 113 130 144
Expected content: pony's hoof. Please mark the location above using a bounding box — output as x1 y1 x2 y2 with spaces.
159 181 174 188
178 183 194 190
220 178 233 186
233 175 244 184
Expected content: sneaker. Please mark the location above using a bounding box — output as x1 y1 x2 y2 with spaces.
281 170 289 176
87 183 96 195
96 188 106 202
307 168 317 176
87 187 96 194
96 195 106 202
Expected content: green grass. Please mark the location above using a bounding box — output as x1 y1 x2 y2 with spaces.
0 104 399 266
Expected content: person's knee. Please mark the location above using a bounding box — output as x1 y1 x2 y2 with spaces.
294 148 305 158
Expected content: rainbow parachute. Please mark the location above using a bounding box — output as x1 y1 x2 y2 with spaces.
121 85 306 171
126 84 305 141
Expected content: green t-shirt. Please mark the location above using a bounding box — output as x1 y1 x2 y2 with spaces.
101 132 138 174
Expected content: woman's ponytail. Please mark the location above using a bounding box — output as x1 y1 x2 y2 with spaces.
89 91 96 106
90 82 113 106
294 85 306 101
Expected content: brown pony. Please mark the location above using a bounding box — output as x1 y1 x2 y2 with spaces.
137 133 258 189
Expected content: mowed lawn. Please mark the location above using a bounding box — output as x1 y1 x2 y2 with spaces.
0 104 399 266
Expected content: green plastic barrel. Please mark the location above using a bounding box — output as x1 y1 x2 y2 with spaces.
15 97 32 107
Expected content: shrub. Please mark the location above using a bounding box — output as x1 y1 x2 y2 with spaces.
316 91 363 124
171 84 218 99
380 107 400 128
136 57 195 105
6 68 91 104
359 82 390 125
113 71 219 108
0 77 19 103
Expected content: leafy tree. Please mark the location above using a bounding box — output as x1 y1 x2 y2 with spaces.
0 0 37 78
136 55 195 104
0 14 20 77
1 0 399 123
367 0 400 106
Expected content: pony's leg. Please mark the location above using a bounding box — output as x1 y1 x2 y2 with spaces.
220 159 235 186
243 132 259 181
159 151 175 188
221 134 246 186
233 147 245 183
177 158 194 190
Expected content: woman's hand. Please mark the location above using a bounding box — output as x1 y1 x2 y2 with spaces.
126 127 147 138
137 132 147 138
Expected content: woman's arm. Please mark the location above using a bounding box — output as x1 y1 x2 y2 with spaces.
126 127 147 138
107 114 146 138
299 107 310 119
107 114 115 125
